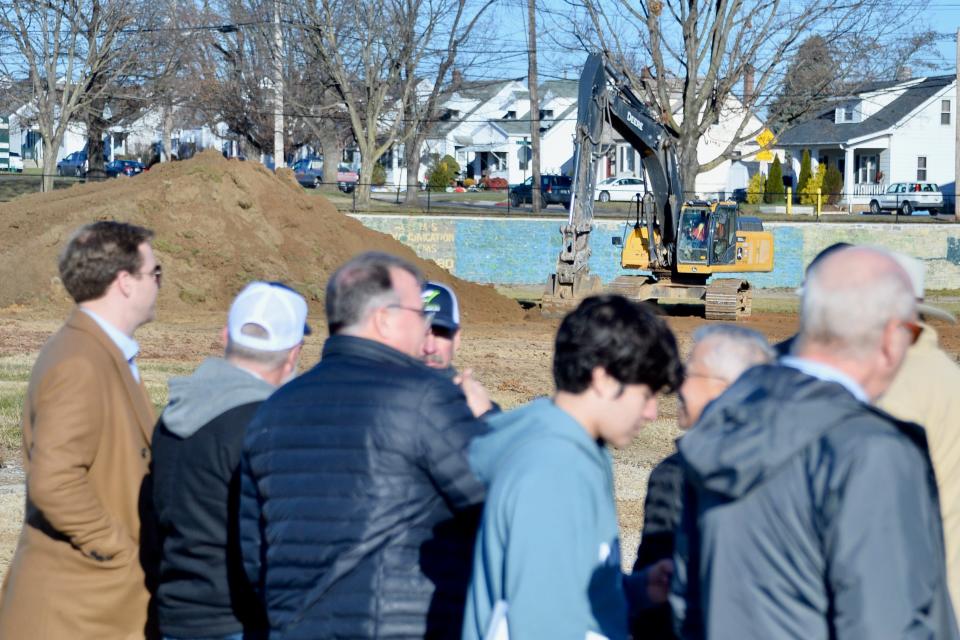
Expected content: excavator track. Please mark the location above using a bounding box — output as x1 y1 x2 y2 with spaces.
704 279 752 321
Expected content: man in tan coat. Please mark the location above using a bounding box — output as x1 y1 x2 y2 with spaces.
0 221 161 639
880 252 960 616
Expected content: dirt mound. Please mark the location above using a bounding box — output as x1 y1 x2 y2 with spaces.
0 151 521 325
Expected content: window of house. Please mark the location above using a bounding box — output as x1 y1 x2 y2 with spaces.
627 149 636 173
503 111 516 119
857 154 878 183
917 156 927 181
539 109 554 119
942 100 951 125
844 104 854 122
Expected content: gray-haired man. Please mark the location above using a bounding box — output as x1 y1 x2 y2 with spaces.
239 252 488 638
672 246 957 639
151 281 308 640
631 325 773 638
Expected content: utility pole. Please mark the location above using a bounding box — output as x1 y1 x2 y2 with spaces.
527 0 541 213
272 0 284 170
955 27 959 218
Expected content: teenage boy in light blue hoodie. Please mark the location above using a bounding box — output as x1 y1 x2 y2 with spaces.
464 295 683 640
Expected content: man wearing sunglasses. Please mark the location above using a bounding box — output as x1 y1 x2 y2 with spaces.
672 245 957 639
240 252 490 639
0 221 162 639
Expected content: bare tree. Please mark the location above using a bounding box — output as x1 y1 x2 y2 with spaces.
397 2 495 205
574 0 936 193
0 0 138 191
299 0 493 208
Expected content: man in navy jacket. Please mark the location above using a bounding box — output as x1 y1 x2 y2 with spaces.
240 252 490 639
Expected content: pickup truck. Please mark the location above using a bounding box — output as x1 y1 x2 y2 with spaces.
869 182 943 215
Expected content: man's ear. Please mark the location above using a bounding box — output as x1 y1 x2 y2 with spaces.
219 326 229 348
115 271 134 298
589 366 619 399
879 317 904 369
453 329 462 352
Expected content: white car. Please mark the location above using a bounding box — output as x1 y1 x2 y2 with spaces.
595 176 645 202
869 181 943 215
7 151 23 173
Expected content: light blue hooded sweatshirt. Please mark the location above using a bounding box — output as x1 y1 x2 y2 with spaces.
463 397 629 640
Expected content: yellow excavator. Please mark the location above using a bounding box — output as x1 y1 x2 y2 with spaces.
543 54 774 320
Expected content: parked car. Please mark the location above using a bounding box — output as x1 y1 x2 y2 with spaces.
869 181 943 215
337 164 358 193
293 157 324 188
105 159 145 178
294 158 357 193
56 149 110 177
6 152 23 173
509 174 572 208
594 176 645 202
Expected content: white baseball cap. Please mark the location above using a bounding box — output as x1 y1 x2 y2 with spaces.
892 253 957 324
228 281 311 351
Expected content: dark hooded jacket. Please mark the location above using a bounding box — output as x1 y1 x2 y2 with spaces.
671 363 958 640
151 357 275 638
239 335 488 639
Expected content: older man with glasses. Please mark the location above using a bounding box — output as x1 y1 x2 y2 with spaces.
239 251 491 639
672 246 957 639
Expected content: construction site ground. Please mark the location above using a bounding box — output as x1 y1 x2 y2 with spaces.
1 152 959 575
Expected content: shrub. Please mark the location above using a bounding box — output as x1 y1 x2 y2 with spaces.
746 172 765 204
823 164 843 204
464 177 475 188
488 177 508 190
800 164 826 205
427 154 460 189
371 163 387 186
764 156 785 204
797 149 812 195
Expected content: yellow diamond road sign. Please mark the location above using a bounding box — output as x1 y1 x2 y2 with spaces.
755 129 774 162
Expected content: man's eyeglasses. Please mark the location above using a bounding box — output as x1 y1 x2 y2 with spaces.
900 320 923 345
386 304 435 326
136 264 162 287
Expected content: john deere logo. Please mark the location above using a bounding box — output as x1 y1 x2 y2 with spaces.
627 111 644 131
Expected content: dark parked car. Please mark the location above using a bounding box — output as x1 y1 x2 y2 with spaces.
509 174 572 208
293 157 324 188
292 157 358 193
105 159 145 178
56 149 110 177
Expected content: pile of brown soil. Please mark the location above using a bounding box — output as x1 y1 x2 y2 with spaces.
0 151 521 325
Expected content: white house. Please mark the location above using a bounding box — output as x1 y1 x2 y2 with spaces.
777 75 956 207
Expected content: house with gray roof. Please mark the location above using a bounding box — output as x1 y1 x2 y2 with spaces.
776 75 956 207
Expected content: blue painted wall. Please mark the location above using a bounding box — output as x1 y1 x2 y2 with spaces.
352 214 960 290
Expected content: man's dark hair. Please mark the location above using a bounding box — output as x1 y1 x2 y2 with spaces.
325 252 424 334
553 295 682 394
58 221 154 303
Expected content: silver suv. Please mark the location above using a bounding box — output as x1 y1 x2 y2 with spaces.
869 182 943 215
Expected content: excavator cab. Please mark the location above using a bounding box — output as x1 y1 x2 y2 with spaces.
676 204 713 265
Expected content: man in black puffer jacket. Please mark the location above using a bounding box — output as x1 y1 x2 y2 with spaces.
239 252 491 639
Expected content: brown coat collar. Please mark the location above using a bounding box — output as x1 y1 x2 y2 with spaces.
66 309 155 443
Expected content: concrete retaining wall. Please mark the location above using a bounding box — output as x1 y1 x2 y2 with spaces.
351 214 960 290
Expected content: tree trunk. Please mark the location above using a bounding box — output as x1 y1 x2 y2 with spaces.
355 160 373 209
40 131 64 193
162 107 174 162
404 137 422 205
678 144 699 202
86 109 108 182
527 0 541 214
319 134 340 184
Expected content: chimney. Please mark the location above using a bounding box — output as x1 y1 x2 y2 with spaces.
743 65 755 103
896 66 912 81
451 69 463 88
